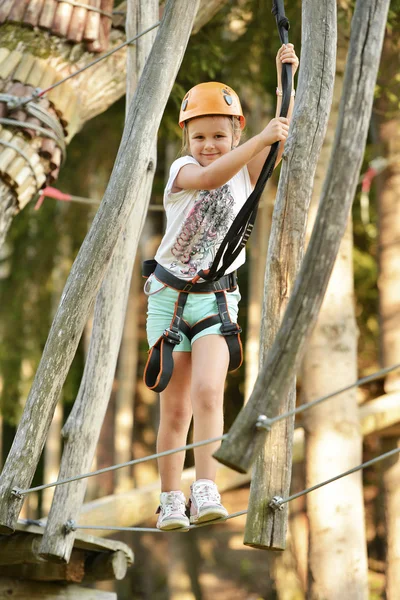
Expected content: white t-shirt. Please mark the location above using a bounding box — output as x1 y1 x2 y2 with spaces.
154 156 254 281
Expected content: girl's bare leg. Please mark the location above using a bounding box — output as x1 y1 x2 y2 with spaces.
157 351 193 492
190 335 229 481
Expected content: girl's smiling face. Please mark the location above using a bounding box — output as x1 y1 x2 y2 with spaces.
187 116 240 166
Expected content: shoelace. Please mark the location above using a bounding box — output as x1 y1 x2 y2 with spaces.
193 484 221 504
162 494 186 516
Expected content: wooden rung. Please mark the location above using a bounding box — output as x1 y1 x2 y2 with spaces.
23 0 45 27
0 128 13 143
67 6 88 43
8 0 30 22
0 48 11 65
13 54 36 84
38 0 58 29
0 0 15 22
8 158 29 182
39 137 56 158
0 147 17 172
17 174 35 196
18 184 37 209
0 49 23 79
52 2 73 37
37 65 57 90
26 58 47 88
84 0 101 41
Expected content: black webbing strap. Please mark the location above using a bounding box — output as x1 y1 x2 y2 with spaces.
195 0 292 283
143 292 188 392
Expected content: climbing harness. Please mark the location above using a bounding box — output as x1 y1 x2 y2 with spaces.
143 261 243 393
192 0 292 284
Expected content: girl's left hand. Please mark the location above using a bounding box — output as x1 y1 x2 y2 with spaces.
276 44 299 78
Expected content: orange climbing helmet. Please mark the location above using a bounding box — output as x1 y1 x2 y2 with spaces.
178 82 246 129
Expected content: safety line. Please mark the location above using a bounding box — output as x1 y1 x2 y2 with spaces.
269 445 400 510
15 21 161 109
64 510 249 534
261 362 400 430
65 447 400 533
12 362 400 497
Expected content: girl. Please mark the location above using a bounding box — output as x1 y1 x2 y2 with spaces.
145 44 299 531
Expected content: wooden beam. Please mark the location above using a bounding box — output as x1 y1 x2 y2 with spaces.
0 550 85 582
0 533 44 565
0 577 116 599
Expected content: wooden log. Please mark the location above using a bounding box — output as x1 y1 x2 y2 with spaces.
37 65 57 90
7 0 30 22
100 0 113 47
50 146 61 170
5 156 26 183
0 49 23 79
67 5 88 43
213 0 390 478
0 578 117 599
13 54 36 83
18 184 38 209
0 0 14 21
0 533 44 565
243 0 337 552
40 137 56 158
60 94 77 130
0 48 10 66
84 0 101 41
87 15 106 52
85 550 128 581
55 82 75 121
17 174 35 196
38 0 57 29
52 1 73 37
23 0 45 26
26 59 47 88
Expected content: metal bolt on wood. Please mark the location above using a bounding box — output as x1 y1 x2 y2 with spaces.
255 414 272 431
269 496 284 511
64 520 76 533
11 488 23 500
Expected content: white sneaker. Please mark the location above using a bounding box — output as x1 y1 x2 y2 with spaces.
156 491 190 531
189 479 228 524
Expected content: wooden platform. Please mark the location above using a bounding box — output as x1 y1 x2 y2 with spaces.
0 519 133 599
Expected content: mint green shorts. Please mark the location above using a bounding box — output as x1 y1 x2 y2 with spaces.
145 273 241 352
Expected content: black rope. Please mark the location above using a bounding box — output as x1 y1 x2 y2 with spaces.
197 0 292 282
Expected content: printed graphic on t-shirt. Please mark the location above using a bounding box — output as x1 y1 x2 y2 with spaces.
169 184 235 277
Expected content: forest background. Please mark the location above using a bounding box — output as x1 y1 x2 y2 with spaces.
0 0 399 598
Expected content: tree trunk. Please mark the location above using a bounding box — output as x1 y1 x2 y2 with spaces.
0 0 201 536
374 27 400 599
243 0 338 550
300 26 368 600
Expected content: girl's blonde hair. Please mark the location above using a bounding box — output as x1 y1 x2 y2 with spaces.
180 115 243 157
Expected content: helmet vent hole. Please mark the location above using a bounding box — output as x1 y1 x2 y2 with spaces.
182 98 188 111
222 90 233 106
